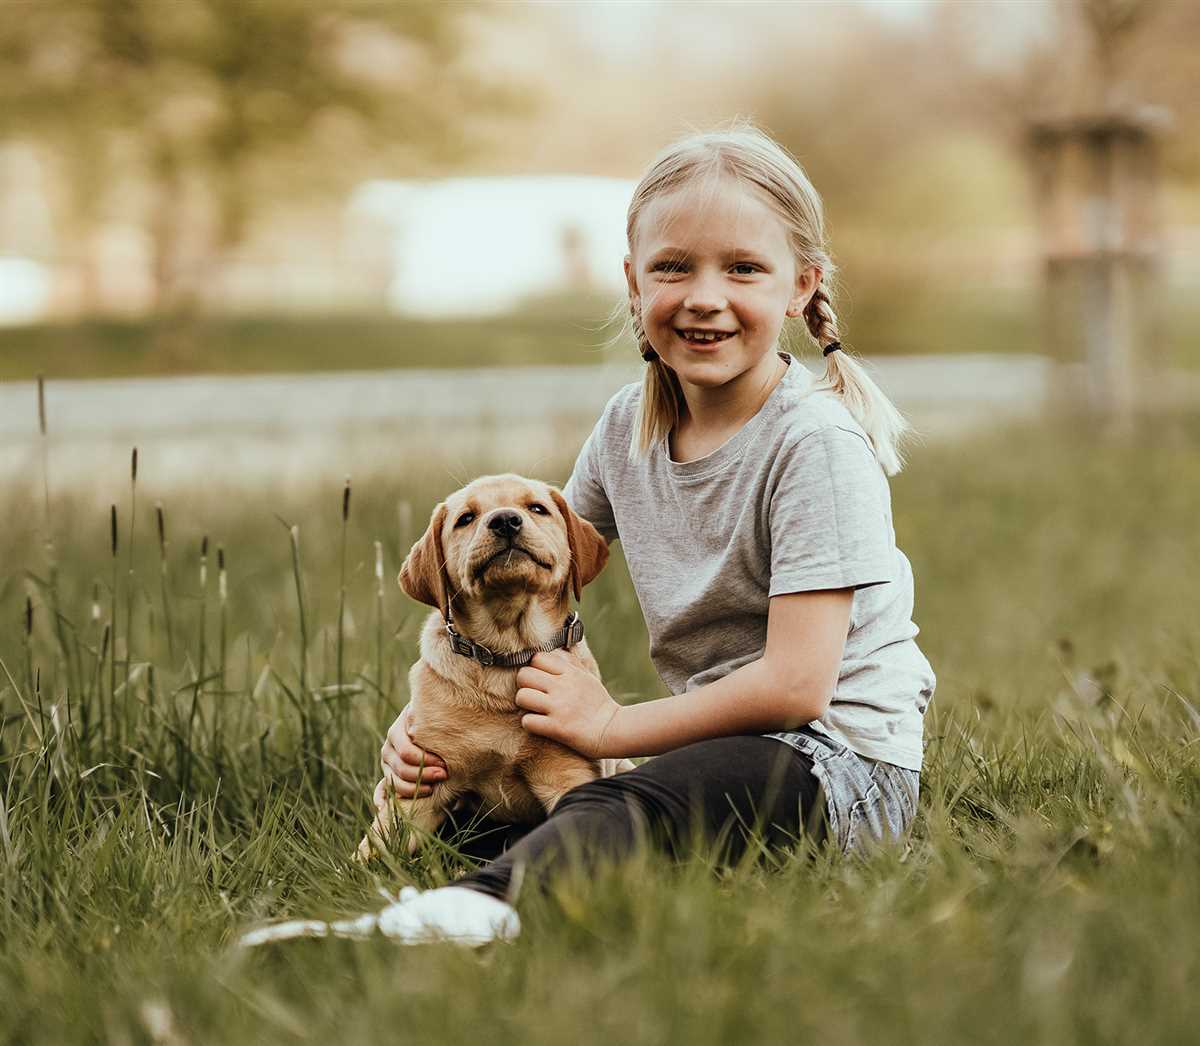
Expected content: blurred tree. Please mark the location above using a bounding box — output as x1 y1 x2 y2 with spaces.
0 0 513 314
740 0 1196 345
925 0 1196 177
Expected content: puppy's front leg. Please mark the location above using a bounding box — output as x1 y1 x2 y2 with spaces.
522 747 607 814
356 794 449 862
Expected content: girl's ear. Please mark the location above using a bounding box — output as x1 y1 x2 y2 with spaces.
788 264 822 317
398 502 452 619
624 255 639 309
550 489 609 603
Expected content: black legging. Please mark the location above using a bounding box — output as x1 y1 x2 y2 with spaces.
437 735 824 903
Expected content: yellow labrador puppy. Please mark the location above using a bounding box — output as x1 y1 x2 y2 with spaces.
358 474 634 860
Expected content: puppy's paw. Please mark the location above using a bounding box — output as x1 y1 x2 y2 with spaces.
355 809 396 863
354 833 378 864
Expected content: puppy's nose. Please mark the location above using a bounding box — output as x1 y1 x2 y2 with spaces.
485 510 523 540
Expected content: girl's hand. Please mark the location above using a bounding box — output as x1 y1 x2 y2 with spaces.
515 651 623 760
374 704 448 807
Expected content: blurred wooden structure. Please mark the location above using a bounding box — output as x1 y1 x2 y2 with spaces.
1028 106 1170 425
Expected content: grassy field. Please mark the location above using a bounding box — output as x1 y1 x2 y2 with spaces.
2 408 1199 1044
2 287 1197 381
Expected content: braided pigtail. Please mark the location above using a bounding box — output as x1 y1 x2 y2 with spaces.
803 280 911 476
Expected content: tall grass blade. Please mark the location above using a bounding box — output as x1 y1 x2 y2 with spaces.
123 448 137 734
374 539 385 717
156 501 175 663
337 477 349 709
182 536 209 797
109 503 118 748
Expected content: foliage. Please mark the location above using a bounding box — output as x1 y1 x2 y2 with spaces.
0 0 511 310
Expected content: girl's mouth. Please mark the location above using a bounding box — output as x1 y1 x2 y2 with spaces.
676 329 736 347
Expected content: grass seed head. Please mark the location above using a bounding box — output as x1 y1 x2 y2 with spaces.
110 505 117 557
156 501 166 552
131 447 138 483
343 476 351 521
25 595 32 637
36 375 46 435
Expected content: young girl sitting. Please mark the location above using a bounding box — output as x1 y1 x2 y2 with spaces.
243 123 936 949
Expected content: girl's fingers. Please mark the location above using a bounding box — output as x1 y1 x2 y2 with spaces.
520 712 554 739
515 687 550 714
381 725 446 772
514 666 556 691
382 745 446 785
398 761 445 785
375 771 435 804
397 734 446 771
381 747 406 780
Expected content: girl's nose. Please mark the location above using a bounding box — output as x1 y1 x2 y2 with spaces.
683 272 728 314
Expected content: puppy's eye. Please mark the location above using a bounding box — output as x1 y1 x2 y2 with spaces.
454 512 475 528
528 503 549 516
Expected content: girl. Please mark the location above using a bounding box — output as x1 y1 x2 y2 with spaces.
245 124 935 948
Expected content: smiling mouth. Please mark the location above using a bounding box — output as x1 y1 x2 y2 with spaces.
676 329 736 346
475 544 551 578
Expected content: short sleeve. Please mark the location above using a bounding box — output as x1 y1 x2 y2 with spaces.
562 412 619 544
768 426 894 597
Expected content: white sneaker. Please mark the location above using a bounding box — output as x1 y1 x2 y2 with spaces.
376 886 521 945
238 886 520 948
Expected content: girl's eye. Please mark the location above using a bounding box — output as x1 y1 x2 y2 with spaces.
528 503 549 515
731 262 760 275
650 260 686 274
454 512 475 528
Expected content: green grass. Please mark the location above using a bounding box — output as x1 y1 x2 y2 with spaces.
1 409 1198 1044
2 286 1197 382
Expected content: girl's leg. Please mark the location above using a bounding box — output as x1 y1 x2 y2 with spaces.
457 735 823 903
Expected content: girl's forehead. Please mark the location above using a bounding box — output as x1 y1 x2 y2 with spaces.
634 178 789 255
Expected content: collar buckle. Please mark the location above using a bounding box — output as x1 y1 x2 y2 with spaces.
446 621 496 666
563 611 583 648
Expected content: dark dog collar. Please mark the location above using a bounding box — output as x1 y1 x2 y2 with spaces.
444 612 584 669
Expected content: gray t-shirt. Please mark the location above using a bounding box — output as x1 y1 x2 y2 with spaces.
563 353 935 771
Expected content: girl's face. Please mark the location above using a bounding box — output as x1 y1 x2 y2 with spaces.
625 177 818 393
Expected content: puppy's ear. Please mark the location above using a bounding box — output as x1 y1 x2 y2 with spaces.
550 489 608 603
399 502 452 619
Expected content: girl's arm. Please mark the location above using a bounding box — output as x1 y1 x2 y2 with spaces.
515 588 853 760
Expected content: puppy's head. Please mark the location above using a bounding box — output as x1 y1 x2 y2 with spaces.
399 474 608 619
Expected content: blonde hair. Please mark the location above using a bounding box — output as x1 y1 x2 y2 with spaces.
624 123 911 476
